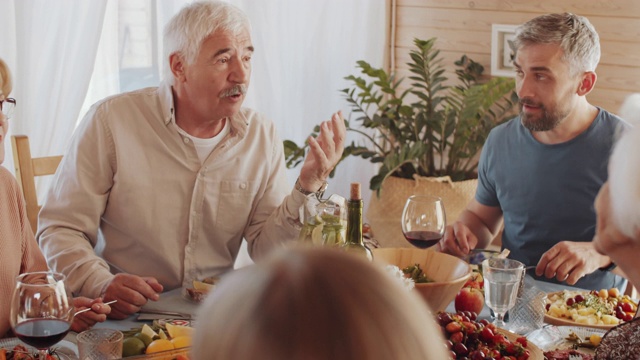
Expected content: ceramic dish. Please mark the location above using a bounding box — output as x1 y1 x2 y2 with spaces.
0 337 78 359
544 312 615 330
498 328 544 360
544 290 637 330
527 325 606 355
120 346 190 359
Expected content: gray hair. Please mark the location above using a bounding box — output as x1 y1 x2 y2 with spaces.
514 13 600 77
163 1 251 85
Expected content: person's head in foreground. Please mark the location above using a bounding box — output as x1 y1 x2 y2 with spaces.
594 125 640 282
513 12 600 132
192 246 448 360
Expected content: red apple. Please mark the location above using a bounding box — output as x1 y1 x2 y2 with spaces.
454 287 485 314
463 271 484 289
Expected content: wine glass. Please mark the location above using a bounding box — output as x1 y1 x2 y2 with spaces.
10 271 74 358
401 195 446 248
482 258 525 328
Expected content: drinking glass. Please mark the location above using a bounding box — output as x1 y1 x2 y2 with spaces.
401 195 445 249
482 258 525 328
10 271 74 358
77 328 123 360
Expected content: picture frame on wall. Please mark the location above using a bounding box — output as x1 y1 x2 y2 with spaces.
491 24 518 77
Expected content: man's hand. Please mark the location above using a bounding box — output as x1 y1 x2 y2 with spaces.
71 297 111 332
298 111 346 192
102 274 163 319
438 221 479 257
536 241 611 285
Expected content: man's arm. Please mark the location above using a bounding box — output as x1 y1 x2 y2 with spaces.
38 105 162 318
245 111 346 258
438 198 503 257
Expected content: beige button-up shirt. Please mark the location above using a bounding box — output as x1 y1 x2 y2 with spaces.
38 82 305 298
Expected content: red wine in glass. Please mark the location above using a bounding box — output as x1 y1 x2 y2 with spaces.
403 230 443 248
14 318 70 350
11 272 74 357
401 195 445 249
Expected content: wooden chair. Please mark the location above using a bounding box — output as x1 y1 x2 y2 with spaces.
10 135 63 234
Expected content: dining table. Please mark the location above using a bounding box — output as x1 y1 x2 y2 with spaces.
77 275 577 336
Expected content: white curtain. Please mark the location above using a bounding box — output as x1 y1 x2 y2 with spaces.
0 0 108 200
233 0 385 205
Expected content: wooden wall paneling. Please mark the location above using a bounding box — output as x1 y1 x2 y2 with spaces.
396 0 640 18
393 0 640 113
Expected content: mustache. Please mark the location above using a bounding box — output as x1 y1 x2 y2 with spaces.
519 98 541 108
219 84 247 98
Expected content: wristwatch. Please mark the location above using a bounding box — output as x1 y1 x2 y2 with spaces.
295 177 328 198
600 261 617 272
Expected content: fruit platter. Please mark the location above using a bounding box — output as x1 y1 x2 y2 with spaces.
437 311 543 359
544 288 638 329
120 321 193 359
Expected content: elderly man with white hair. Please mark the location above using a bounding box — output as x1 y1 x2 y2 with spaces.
38 1 345 319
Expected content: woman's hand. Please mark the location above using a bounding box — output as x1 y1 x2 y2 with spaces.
71 297 112 333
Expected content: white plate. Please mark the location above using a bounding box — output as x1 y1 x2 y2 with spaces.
527 325 606 354
0 337 78 359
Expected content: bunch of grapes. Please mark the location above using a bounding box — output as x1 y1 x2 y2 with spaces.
436 311 531 360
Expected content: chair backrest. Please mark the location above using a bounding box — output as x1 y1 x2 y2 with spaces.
10 135 63 234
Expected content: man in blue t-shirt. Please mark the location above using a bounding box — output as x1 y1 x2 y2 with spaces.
439 13 627 291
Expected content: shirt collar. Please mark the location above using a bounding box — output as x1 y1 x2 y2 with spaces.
158 80 175 126
157 80 249 137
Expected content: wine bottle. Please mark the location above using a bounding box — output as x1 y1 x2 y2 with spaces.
342 182 373 260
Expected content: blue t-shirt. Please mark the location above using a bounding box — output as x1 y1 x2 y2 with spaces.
476 108 626 291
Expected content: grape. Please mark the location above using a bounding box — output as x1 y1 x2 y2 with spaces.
566 297 575 306
574 294 585 303
438 312 454 326
452 342 468 356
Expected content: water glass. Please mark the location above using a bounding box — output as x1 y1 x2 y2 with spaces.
77 328 123 360
482 258 525 328
507 274 545 334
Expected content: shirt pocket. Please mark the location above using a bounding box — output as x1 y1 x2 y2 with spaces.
214 180 260 237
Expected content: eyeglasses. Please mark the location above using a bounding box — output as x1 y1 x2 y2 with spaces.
1 97 16 119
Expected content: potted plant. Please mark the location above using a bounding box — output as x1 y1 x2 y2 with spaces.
284 38 518 247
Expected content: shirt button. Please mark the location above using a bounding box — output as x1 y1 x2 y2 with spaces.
183 137 190 144
240 183 247 190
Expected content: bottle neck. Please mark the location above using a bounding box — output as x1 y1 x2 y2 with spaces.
346 199 364 245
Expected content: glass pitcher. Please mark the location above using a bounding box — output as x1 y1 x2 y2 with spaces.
298 193 347 247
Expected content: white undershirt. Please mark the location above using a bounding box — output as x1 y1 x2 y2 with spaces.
176 119 230 164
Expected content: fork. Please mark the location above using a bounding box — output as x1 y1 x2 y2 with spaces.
569 354 583 360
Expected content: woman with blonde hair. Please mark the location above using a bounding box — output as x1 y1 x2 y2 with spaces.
192 246 448 360
0 58 111 337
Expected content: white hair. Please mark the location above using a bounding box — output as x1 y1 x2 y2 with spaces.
163 1 251 85
609 124 640 238
618 93 640 127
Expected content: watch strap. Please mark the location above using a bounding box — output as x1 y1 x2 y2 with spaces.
600 261 617 272
295 178 328 198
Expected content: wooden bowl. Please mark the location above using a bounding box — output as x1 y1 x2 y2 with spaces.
372 248 471 312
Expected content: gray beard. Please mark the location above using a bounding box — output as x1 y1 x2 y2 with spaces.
520 105 563 132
